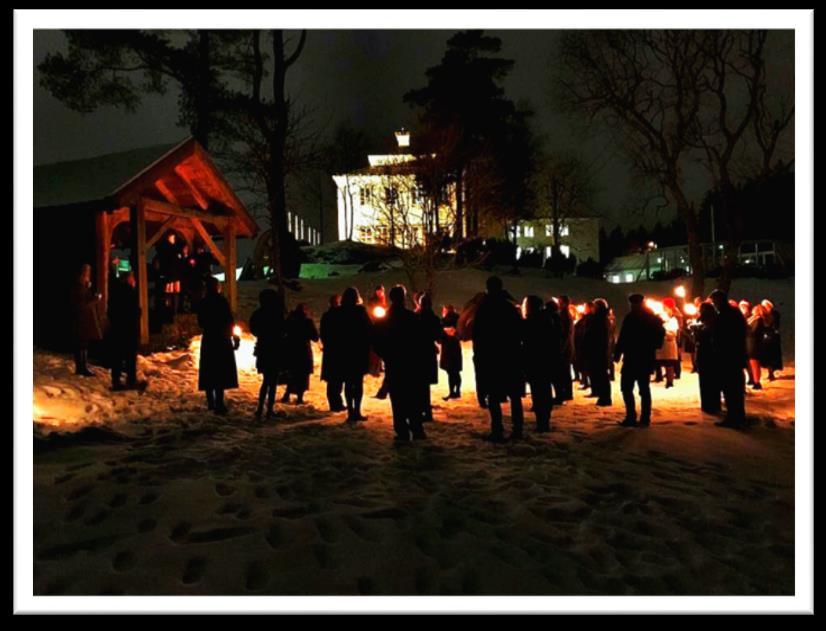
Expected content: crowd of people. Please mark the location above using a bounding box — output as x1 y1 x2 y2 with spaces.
68 260 784 442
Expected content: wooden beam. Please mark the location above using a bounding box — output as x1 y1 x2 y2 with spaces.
174 165 209 210
154 178 182 207
223 221 238 313
146 215 179 250
190 217 226 268
134 201 150 346
140 196 228 229
95 210 110 309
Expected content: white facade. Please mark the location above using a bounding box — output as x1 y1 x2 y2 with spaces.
332 133 453 248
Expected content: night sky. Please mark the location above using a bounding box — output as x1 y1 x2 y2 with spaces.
33 29 794 230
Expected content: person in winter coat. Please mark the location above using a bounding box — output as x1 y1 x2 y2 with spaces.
573 302 593 391
522 295 559 432
70 263 103 376
472 276 525 442
656 301 680 389
690 302 721 414
746 303 772 390
281 304 319 405
333 287 373 422
319 294 345 412
415 292 443 422
613 294 666 427
249 288 286 419
582 298 612 406
197 276 239 414
367 285 389 398
555 295 575 402
439 305 463 400
760 299 783 381
107 271 141 390
373 285 428 442
710 289 749 428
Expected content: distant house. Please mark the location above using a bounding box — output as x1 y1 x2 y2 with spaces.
604 240 794 284
34 137 258 349
332 129 456 248
511 217 601 266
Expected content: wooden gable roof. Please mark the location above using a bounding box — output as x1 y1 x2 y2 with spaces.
34 137 258 238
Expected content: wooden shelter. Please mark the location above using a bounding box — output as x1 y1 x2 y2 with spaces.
34 137 258 348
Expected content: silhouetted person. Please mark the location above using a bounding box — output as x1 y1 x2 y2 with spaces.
249 288 286 419
440 305 463 400
197 277 238 414
522 295 558 432
374 285 427 442
331 287 373 421
472 276 524 442
416 292 443 423
281 304 319 405
556 295 575 402
691 302 722 414
710 289 748 428
367 285 389 399
582 298 613 406
614 294 665 427
746 303 769 390
761 299 783 381
107 271 141 390
70 263 102 376
320 295 345 412
655 298 680 388
458 291 489 408
574 302 593 391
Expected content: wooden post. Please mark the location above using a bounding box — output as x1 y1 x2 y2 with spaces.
224 220 238 314
134 201 150 345
95 210 110 307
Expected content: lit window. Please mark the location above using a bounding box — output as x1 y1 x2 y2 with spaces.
524 225 535 238
625 273 634 283
560 245 571 258
612 275 621 284
545 246 552 259
516 246 522 260
545 225 553 237
560 225 570 237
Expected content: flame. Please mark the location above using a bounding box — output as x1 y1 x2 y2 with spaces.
372 306 387 319
575 304 586 315
233 325 242 337
645 298 664 316
674 285 686 298
683 303 698 317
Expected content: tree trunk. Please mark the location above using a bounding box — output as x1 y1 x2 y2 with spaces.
454 168 464 240
681 201 706 299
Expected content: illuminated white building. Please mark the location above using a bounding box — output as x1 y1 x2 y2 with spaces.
332 129 455 248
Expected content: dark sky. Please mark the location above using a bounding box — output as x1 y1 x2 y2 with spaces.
33 29 794 229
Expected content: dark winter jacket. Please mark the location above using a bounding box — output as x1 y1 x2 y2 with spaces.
197 292 238 391
613 306 666 376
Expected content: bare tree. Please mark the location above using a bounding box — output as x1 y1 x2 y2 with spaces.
692 31 767 291
536 154 593 266
219 30 307 291
560 31 714 297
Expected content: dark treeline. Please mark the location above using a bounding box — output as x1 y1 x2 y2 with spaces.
600 166 794 264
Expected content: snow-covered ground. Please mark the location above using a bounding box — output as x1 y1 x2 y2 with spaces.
32 271 795 595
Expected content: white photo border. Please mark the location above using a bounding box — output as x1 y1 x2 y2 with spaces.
13 8 814 614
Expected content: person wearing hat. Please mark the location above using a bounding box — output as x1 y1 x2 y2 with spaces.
613 293 666 427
